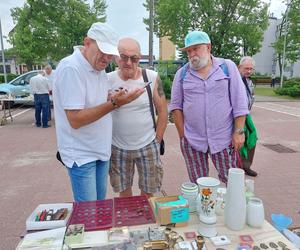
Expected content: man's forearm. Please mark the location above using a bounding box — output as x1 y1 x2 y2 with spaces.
66 101 114 129
234 115 246 131
66 88 145 129
155 109 168 142
172 109 184 138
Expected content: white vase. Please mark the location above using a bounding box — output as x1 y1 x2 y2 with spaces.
181 182 198 212
196 177 220 224
247 197 265 228
224 168 246 230
215 187 226 216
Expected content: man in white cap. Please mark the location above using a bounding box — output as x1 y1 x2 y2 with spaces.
169 30 249 183
53 23 144 202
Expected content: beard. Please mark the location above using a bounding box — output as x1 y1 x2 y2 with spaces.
189 55 209 70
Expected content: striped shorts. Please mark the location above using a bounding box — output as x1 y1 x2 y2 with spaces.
180 137 241 183
109 139 163 194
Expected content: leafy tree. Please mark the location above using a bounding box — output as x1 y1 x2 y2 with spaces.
145 0 269 63
273 0 300 77
9 0 107 70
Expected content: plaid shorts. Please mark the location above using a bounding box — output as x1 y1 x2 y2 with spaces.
109 139 163 194
180 137 241 183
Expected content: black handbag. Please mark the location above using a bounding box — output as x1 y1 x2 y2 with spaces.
56 151 65 166
142 69 165 155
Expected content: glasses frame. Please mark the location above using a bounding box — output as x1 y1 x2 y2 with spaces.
119 54 140 63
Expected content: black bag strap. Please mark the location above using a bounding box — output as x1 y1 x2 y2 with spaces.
242 76 252 96
142 68 156 131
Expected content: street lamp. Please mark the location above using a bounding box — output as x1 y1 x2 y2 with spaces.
280 0 290 88
0 18 7 83
148 0 154 68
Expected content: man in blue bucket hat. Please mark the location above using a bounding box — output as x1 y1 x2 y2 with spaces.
169 30 249 183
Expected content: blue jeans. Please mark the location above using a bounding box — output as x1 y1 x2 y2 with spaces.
67 160 109 202
34 94 50 127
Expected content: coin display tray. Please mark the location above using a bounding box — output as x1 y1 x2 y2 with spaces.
68 195 155 231
114 196 155 227
68 199 113 231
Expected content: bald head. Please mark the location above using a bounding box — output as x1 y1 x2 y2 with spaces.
118 38 141 56
117 38 142 80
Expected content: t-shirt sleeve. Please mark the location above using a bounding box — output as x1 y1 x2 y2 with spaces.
58 66 86 110
169 69 183 112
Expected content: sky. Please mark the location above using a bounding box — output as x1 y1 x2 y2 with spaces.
0 0 286 58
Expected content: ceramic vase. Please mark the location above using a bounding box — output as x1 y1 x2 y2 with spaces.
224 168 246 231
196 177 220 224
247 197 265 228
215 187 227 216
181 182 199 213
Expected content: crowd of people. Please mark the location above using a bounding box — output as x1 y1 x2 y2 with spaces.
32 22 258 202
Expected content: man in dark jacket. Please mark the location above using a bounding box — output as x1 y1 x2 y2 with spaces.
238 56 258 177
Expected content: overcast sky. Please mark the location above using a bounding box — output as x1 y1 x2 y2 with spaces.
0 0 286 57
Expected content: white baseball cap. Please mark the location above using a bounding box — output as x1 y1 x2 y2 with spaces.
87 22 119 56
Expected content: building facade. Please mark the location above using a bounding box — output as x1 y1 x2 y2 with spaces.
0 53 43 76
253 16 300 78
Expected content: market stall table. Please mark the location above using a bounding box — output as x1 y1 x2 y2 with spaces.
17 208 298 249
0 95 33 125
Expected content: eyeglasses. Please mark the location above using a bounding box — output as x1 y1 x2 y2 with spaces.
244 67 255 72
120 54 140 63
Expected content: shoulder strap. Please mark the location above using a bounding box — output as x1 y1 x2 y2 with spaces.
142 68 156 131
220 60 229 77
180 63 189 83
242 77 252 96
220 59 231 106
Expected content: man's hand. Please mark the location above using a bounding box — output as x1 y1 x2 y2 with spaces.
110 87 144 107
232 132 245 151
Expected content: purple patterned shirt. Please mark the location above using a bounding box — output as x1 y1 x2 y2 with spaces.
169 56 249 154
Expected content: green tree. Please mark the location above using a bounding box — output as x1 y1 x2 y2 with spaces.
9 0 107 70
273 0 300 77
145 0 269 63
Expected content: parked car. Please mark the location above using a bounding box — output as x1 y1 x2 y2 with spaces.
0 70 40 105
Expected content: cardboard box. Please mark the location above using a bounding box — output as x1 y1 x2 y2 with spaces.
151 196 189 227
26 203 73 231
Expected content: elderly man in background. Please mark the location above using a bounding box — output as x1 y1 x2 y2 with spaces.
44 64 55 120
108 38 168 198
53 23 144 202
30 71 51 128
170 30 249 183
238 56 258 177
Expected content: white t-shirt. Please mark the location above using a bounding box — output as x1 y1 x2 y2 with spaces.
53 47 112 168
45 70 56 91
30 74 50 94
107 69 158 150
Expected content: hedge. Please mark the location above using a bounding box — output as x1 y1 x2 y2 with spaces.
274 78 300 97
161 75 173 99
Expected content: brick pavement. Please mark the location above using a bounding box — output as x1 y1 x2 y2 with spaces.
1 100 300 249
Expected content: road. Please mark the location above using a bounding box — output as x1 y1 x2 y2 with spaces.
1 99 300 249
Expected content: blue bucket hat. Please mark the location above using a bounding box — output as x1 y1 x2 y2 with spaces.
180 31 211 51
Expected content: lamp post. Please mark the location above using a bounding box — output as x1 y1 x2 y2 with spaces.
280 0 290 88
0 18 7 83
148 0 154 68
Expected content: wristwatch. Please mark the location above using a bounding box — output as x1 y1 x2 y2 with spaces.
235 128 245 135
111 98 119 108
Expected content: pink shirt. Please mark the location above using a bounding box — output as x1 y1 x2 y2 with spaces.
169 57 249 154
